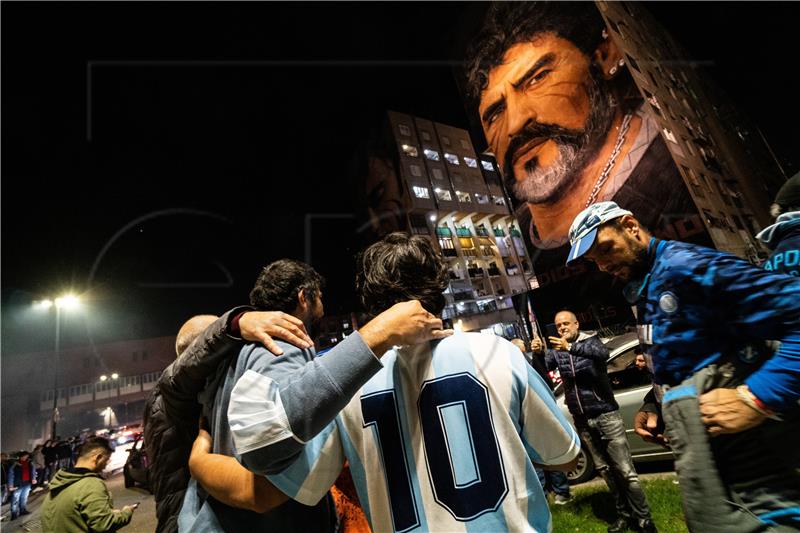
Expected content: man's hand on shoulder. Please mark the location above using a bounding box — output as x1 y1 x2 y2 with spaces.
359 300 453 357
238 311 313 356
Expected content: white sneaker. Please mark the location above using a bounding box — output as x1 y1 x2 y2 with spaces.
554 494 573 505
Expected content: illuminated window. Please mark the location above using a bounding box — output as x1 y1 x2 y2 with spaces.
398 124 411 136
463 157 478 168
456 191 472 203
662 128 677 144
475 193 490 204
409 164 422 177
492 195 505 206
401 144 419 157
413 186 430 199
481 160 494 172
424 149 440 161
444 153 459 165
435 188 453 201
431 168 444 180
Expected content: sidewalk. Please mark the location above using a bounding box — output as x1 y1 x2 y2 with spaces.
1 484 49 531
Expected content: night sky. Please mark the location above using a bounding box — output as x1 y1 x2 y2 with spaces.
3 2 798 354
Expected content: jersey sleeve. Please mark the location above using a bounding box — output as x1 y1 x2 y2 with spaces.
706 252 800 410
519 364 580 466
266 421 345 506
227 332 382 474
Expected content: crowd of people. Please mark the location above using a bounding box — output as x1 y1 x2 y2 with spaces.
28 0 800 530
1 435 89 521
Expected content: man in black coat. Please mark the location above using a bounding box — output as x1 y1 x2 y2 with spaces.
534 310 655 533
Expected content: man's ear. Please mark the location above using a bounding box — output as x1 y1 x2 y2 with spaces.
297 288 308 312
593 29 626 81
620 215 641 238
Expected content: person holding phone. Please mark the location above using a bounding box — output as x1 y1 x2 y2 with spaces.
533 311 656 533
41 436 137 532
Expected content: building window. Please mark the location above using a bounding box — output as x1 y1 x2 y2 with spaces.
431 168 444 180
463 157 478 168
480 160 494 172
441 135 451 146
398 124 411 137
409 164 422 177
444 153 459 165
420 130 431 141
423 149 440 161
142 350 148 361
456 191 472 203
492 195 505 206
475 193 490 204
460 139 470 150
412 186 430 199
401 144 419 157
435 188 453 202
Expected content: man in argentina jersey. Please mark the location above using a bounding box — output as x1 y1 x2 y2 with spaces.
253 233 581 532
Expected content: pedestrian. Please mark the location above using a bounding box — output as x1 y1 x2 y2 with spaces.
225 233 580 532
1 452 10 505
566 200 800 531
7 450 37 520
533 311 656 532
31 444 46 489
145 309 313 533
43 439 59 481
757 171 800 277
178 256 452 532
41 436 136 532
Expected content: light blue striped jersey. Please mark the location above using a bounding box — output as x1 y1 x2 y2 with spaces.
268 331 580 533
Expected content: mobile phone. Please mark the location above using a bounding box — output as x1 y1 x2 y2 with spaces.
544 323 558 339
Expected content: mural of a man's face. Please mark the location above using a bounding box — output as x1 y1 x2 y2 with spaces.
478 34 615 205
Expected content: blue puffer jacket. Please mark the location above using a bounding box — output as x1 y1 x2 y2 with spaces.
544 333 618 419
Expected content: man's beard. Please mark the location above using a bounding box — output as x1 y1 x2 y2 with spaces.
504 65 617 205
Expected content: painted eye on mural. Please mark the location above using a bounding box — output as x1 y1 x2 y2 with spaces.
486 103 507 126
527 69 551 88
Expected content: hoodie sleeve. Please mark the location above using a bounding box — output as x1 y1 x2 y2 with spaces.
79 478 133 531
158 306 253 414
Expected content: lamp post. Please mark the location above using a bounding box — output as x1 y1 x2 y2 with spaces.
35 294 81 440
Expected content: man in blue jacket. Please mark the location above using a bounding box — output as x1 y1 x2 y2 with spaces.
567 201 800 531
533 312 655 533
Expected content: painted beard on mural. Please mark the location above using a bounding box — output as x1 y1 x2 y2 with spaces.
503 64 616 206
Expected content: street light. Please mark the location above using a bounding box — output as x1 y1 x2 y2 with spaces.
35 293 82 440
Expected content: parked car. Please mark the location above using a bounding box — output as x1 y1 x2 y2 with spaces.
553 332 673 484
123 433 150 491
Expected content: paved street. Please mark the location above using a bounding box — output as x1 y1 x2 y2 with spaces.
1 470 156 532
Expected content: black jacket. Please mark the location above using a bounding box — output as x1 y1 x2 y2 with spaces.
143 306 250 533
544 333 618 419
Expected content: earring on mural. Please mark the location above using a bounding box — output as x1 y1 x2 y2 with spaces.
609 58 625 76
602 28 609 39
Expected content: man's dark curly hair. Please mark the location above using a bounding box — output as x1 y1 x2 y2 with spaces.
465 2 606 103
356 232 449 318
249 259 325 313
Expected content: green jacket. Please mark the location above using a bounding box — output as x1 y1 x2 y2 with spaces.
41 467 133 532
